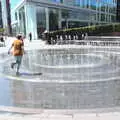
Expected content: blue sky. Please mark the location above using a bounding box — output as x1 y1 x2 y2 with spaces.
10 0 20 9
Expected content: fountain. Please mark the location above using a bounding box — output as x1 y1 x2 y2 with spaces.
1 37 120 110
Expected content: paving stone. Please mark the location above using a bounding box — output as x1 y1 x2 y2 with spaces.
0 37 120 119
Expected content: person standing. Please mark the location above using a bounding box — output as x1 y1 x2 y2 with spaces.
29 32 32 42
8 35 24 75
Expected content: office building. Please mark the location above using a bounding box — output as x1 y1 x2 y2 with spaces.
11 0 117 39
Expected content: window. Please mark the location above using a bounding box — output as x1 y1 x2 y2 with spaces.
36 7 46 38
101 14 105 21
75 0 80 6
51 0 63 3
111 15 116 22
90 0 96 10
15 12 17 20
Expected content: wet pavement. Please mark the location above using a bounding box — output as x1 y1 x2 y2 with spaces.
0 46 120 110
1 38 120 119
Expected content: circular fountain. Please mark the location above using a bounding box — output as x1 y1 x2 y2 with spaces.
0 45 120 109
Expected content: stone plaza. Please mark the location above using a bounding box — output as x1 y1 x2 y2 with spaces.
0 37 120 119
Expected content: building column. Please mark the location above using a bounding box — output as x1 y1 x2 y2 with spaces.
88 0 90 8
95 0 98 24
19 10 24 34
45 8 49 32
58 9 62 29
24 4 37 40
16 11 20 34
98 2 101 24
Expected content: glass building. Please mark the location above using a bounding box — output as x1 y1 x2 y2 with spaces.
117 0 120 22
11 0 117 39
1 0 12 35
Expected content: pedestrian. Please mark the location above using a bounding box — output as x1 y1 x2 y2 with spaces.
8 35 25 75
0 35 5 46
85 32 88 40
29 32 32 42
82 33 85 40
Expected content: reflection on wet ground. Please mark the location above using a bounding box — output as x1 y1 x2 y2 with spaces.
0 47 120 109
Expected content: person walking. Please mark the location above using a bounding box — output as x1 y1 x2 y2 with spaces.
0 35 5 46
29 32 32 42
8 35 24 75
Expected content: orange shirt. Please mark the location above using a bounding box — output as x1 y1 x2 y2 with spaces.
12 39 24 56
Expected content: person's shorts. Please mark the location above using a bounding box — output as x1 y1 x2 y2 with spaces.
14 56 22 63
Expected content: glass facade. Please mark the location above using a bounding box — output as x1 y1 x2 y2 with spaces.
36 7 46 38
18 7 26 35
50 0 63 3
61 9 90 28
49 8 59 31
